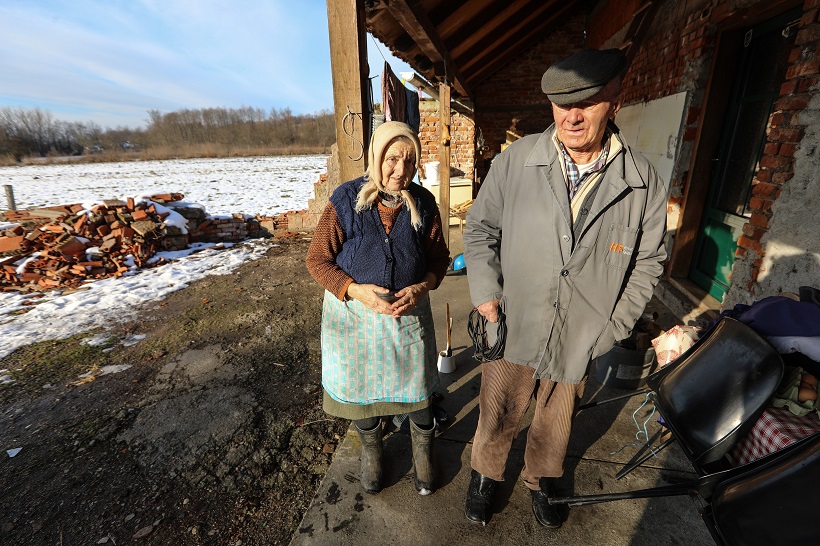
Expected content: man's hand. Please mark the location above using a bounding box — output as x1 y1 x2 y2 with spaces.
476 299 500 323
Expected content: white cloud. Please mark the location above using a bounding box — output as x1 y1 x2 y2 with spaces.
0 1 334 128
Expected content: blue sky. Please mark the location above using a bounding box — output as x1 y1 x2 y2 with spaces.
0 0 412 129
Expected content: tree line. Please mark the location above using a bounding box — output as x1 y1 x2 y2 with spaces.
0 106 336 162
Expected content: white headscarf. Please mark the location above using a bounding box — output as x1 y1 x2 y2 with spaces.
355 121 423 229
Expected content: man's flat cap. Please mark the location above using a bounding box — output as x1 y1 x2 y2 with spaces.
541 48 627 105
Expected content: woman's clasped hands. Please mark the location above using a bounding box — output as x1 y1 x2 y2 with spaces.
347 275 434 318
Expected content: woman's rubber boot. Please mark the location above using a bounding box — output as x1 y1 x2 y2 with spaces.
465 469 497 525
410 420 435 495
355 422 383 494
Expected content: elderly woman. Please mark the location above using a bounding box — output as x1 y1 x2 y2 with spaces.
306 121 450 496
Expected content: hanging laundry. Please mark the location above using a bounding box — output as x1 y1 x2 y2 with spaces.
405 87 420 132
382 61 407 123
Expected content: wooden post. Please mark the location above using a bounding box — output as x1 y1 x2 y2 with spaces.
326 0 370 184
438 83 451 245
438 83 450 245
3 185 15 211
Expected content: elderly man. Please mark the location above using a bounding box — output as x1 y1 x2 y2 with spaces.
463 48 668 528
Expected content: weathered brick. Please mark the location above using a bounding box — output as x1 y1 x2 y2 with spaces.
752 182 777 197
775 95 810 111
758 155 791 169
772 171 794 185
737 235 756 250
786 59 820 79
797 76 820 92
779 143 798 157
0 235 25 253
768 127 802 143
749 213 769 228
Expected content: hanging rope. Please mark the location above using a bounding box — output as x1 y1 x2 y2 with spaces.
369 33 389 66
468 305 507 362
342 108 364 161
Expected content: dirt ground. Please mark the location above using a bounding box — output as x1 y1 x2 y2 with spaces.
0 236 350 546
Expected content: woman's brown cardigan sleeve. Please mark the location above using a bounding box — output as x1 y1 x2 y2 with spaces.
305 201 451 299
305 202 354 301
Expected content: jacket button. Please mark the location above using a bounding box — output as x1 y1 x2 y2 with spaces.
561 269 569 277
581 208 589 215
562 235 569 241
386 257 392 263
384 238 389 243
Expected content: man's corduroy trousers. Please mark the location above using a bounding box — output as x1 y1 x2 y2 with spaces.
470 358 587 490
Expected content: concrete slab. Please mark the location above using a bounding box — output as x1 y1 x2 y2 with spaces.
292 233 715 546
292 421 713 546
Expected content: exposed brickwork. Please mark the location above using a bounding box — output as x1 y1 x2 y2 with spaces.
736 1 819 291
615 1 716 206
417 100 476 181
284 146 341 232
594 0 820 302
471 12 588 181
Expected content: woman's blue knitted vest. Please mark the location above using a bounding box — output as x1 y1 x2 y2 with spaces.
331 177 437 290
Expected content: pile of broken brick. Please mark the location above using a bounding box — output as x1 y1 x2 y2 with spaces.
0 193 290 294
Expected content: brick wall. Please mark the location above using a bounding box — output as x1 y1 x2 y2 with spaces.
471 12 588 181
599 0 820 306
281 145 341 232
463 0 820 306
615 1 715 206
724 0 820 303
417 99 476 181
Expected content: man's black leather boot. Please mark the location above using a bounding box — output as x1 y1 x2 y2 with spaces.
531 477 562 528
465 469 497 525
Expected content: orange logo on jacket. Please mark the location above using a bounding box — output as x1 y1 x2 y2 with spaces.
609 243 634 256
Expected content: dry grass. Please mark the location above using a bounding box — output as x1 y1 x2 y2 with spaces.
3 143 331 167
0 154 19 167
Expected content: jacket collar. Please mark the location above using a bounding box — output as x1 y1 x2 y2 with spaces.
525 121 645 190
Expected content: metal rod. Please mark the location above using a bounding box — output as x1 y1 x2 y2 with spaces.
578 388 650 411
615 435 676 480
615 428 663 479
3 185 16 211
549 481 698 507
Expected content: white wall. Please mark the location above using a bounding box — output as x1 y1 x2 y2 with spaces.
615 92 688 188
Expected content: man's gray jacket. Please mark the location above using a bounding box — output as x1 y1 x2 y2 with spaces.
464 124 668 384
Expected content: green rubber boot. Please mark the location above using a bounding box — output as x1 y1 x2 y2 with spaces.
355 422 383 494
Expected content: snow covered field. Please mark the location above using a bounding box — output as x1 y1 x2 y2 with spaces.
0 155 328 361
0 154 328 217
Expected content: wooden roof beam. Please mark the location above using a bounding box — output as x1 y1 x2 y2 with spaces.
387 0 471 99
466 1 576 86
459 0 563 74
450 0 542 60
435 0 497 41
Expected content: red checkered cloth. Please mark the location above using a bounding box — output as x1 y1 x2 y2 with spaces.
731 406 820 466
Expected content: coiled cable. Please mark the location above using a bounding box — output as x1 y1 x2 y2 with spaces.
468 305 507 362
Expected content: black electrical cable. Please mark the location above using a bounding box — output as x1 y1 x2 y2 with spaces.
468 306 507 362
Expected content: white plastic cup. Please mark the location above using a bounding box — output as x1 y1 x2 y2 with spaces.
437 351 456 373
425 161 440 184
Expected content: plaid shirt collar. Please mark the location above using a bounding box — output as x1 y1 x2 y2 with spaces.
558 131 611 200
